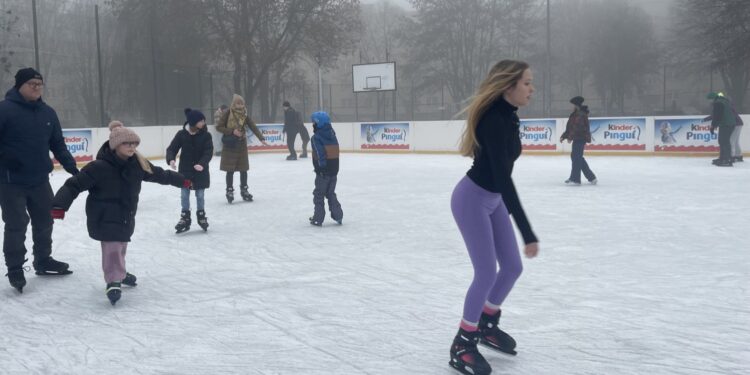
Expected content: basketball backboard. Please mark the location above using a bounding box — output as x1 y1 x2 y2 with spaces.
352 62 396 92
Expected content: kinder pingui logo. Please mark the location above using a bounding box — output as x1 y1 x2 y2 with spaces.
654 118 718 152
520 119 556 150
58 129 93 163
65 135 89 154
261 128 283 143
588 118 646 151
361 123 410 150
249 124 287 150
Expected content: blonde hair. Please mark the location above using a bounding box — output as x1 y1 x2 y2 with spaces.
458 60 530 157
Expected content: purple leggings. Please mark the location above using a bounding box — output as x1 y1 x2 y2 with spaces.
451 176 523 324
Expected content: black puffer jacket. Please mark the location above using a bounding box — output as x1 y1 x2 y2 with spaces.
165 124 213 189
53 147 185 242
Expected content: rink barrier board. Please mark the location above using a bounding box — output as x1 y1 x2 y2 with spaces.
52 115 749 166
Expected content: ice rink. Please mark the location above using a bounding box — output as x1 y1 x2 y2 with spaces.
1 152 748 374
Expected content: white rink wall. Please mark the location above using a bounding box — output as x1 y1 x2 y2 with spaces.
61 115 749 162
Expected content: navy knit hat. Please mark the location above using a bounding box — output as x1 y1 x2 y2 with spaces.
570 96 585 106
184 108 206 127
14 67 43 89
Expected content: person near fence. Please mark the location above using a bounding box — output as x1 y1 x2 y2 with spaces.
214 104 228 125
560 96 597 185
51 124 190 305
309 111 343 226
216 94 268 203
0 67 79 293
167 108 213 233
283 101 309 160
706 92 738 167
730 107 744 163
449 60 540 375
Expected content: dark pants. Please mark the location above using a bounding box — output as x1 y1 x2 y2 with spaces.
312 174 343 223
569 140 596 183
287 127 310 158
0 182 54 269
718 126 733 161
226 171 247 188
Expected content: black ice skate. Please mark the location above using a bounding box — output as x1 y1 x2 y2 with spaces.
240 185 253 201
309 217 322 226
564 179 581 185
479 310 517 355
300 151 308 158
175 210 191 234
106 282 122 306
226 187 235 204
122 272 137 287
733 156 744 162
449 328 492 375
714 159 733 167
33 256 72 276
286 154 297 161
196 210 209 231
6 265 27 293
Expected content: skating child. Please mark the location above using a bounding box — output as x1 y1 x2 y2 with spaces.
166 108 213 233
51 124 190 305
308 111 343 226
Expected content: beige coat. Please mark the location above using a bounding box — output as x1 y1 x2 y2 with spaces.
215 110 264 172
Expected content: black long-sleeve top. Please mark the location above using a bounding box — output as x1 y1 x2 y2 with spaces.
466 97 537 244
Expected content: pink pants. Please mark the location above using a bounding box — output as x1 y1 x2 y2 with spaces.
101 241 128 283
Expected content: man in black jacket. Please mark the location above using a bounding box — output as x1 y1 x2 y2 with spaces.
0 68 79 293
282 101 309 160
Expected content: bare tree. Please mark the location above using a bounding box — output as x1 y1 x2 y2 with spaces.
404 0 538 109
671 0 750 112
0 2 21 86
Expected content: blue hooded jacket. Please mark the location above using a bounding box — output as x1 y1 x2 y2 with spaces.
0 88 78 186
310 111 339 176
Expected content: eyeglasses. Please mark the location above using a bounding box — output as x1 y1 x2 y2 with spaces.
122 142 139 147
26 82 44 88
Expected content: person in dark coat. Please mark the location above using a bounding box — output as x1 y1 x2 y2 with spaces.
215 94 268 203
560 96 597 185
706 92 739 166
51 125 189 305
0 67 80 293
283 101 309 160
166 108 214 233
309 111 343 226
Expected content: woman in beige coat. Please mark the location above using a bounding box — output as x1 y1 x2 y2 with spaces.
216 94 267 203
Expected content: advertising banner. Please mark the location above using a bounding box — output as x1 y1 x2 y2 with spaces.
360 122 410 150
520 119 557 151
588 117 647 151
248 124 287 150
654 117 718 152
55 129 93 165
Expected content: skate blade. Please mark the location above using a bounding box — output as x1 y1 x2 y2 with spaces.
480 341 517 356
449 359 489 375
175 228 190 234
35 269 73 276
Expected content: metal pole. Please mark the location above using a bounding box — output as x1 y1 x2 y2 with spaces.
546 0 551 117
95 5 105 127
209 71 214 119
32 0 40 70
662 65 667 113
149 5 160 124
302 81 307 117
355 92 359 122
197 66 203 110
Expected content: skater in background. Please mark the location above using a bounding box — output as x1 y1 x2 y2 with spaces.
450 60 540 375
560 96 597 185
167 108 213 233
706 92 738 167
0 67 79 293
216 94 268 203
283 101 309 160
309 111 343 226
51 124 190 305
730 107 744 163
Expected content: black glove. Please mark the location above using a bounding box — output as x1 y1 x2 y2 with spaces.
0 154 22 170
65 166 80 176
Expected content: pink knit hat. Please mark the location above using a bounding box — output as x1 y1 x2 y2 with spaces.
109 126 140 150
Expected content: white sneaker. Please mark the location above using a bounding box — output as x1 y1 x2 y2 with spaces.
564 179 581 185
589 179 597 185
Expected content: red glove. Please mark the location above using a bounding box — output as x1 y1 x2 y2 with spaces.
51 208 65 220
182 179 192 189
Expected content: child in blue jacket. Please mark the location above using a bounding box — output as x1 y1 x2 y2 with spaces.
309 111 343 226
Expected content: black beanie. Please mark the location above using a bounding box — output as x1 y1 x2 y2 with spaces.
570 96 585 106
14 68 43 89
184 108 206 127
283 101 290 107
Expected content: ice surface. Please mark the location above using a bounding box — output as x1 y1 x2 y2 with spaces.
1 153 748 374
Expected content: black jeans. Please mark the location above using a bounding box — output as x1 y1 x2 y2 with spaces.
312 174 343 223
569 140 596 183
287 127 310 158
226 171 248 189
718 126 733 161
0 182 54 269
